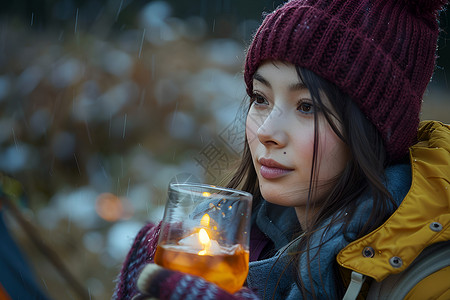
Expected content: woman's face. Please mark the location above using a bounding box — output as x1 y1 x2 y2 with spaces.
246 61 349 222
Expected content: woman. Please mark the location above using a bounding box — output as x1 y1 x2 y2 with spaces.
113 0 450 299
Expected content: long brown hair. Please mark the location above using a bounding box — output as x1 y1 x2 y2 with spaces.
227 65 396 298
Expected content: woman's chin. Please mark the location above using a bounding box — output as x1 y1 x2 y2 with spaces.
259 187 308 208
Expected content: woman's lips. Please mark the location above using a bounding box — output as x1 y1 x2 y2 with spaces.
258 158 293 179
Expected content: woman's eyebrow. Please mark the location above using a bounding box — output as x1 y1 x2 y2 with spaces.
253 72 271 88
253 72 307 91
289 82 307 91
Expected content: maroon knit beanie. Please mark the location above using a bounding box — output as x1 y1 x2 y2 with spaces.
244 0 448 161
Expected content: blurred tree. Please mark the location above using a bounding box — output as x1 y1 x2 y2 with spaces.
1 0 448 88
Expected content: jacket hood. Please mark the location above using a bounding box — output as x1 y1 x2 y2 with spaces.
337 120 450 282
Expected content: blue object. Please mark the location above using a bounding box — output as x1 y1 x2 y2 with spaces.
0 209 51 300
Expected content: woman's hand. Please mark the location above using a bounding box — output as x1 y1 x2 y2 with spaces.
132 264 260 300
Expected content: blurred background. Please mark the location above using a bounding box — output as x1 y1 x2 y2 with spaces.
0 0 448 299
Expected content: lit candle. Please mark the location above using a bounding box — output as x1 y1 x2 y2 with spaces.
198 228 211 255
155 212 249 294
177 214 221 255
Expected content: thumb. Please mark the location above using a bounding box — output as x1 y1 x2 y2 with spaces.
136 264 171 298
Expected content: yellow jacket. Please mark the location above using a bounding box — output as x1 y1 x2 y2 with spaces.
337 121 450 299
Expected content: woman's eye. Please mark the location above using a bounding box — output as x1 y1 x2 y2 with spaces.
251 93 268 105
297 101 314 114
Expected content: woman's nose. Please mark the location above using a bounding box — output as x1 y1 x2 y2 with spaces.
255 107 287 147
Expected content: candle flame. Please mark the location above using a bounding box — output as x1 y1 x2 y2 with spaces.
198 228 211 256
200 214 210 227
199 228 211 244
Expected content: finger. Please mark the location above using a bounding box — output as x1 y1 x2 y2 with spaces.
137 264 162 291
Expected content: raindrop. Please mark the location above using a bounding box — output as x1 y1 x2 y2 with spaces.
116 0 124 21
100 162 108 179
41 278 48 290
85 120 93 144
212 19 216 32
139 28 146 58
73 153 82 175
31 12 34 26
11 128 19 151
75 8 79 34
122 114 127 139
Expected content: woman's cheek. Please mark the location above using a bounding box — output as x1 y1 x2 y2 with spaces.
246 115 259 145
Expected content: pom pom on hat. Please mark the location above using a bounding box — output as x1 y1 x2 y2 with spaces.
244 0 448 161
